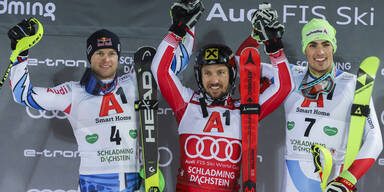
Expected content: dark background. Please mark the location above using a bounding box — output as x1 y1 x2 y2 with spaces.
0 0 383 191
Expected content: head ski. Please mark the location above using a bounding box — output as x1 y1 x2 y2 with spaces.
134 46 161 192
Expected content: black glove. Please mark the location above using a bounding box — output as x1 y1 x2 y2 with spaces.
251 3 285 54
8 18 37 56
169 0 204 37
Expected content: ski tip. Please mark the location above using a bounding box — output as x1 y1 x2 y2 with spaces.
360 56 380 74
361 56 380 67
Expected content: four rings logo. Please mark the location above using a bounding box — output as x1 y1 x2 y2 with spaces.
184 135 242 163
26 107 68 119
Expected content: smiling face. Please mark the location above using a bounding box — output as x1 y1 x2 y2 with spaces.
201 64 230 99
90 48 118 80
305 40 334 76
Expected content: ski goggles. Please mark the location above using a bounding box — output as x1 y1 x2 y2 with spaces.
298 67 336 100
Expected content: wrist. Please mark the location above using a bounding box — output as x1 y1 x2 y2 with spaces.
334 177 355 191
332 171 357 191
264 38 283 54
169 22 187 37
19 50 29 56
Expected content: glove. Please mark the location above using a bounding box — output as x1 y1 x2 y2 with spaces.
251 3 285 54
139 168 165 192
8 18 37 56
325 171 357 192
169 0 204 37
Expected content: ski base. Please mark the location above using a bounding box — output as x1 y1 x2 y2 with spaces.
239 47 261 192
344 56 380 171
134 46 161 191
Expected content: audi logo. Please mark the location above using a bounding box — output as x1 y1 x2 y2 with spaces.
184 135 242 163
26 107 68 119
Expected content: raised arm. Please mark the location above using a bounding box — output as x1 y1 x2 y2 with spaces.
151 1 204 123
8 18 71 112
235 4 293 120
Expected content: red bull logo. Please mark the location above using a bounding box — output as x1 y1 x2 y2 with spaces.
97 37 112 46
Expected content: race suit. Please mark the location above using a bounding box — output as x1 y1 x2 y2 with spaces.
151 30 293 191
9 57 141 192
282 65 383 192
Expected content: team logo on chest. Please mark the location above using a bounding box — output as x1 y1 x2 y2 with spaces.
99 93 123 117
203 112 224 133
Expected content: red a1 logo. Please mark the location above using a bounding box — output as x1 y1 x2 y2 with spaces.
99 93 123 117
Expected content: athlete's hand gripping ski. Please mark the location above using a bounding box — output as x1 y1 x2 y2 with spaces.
0 17 43 90
311 145 358 192
8 17 44 63
169 0 204 37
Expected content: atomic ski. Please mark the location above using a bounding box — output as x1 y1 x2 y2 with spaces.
239 47 261 192
343 56 380 171
134 46 160 192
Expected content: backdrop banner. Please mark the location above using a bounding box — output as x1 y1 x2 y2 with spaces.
0 0 383 191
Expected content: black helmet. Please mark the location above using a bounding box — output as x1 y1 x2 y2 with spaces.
194 44 237 99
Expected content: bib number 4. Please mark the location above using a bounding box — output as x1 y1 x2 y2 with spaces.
110 126 122 145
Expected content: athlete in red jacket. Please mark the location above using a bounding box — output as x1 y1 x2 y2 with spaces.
151 1 293 191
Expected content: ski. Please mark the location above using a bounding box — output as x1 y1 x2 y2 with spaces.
239 47 261 192
343 56 380 170
134 46 160 192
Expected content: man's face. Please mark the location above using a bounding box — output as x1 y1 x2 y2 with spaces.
90 48 118 80
305 40 334 76
201 64 230 99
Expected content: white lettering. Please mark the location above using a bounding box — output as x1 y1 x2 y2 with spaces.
8 1 24 14
337 7 352 25
0 0 56 21
354 7 367 25
336 6 374 26
206 3 227 21
157 107 173 116
27 58 87 68
298 5 309 24
119 56 134 65
312 6 326 20
24 149 79 158
229 8 244 22
378 158 384 166
283 5 297 23
335 62 351 71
